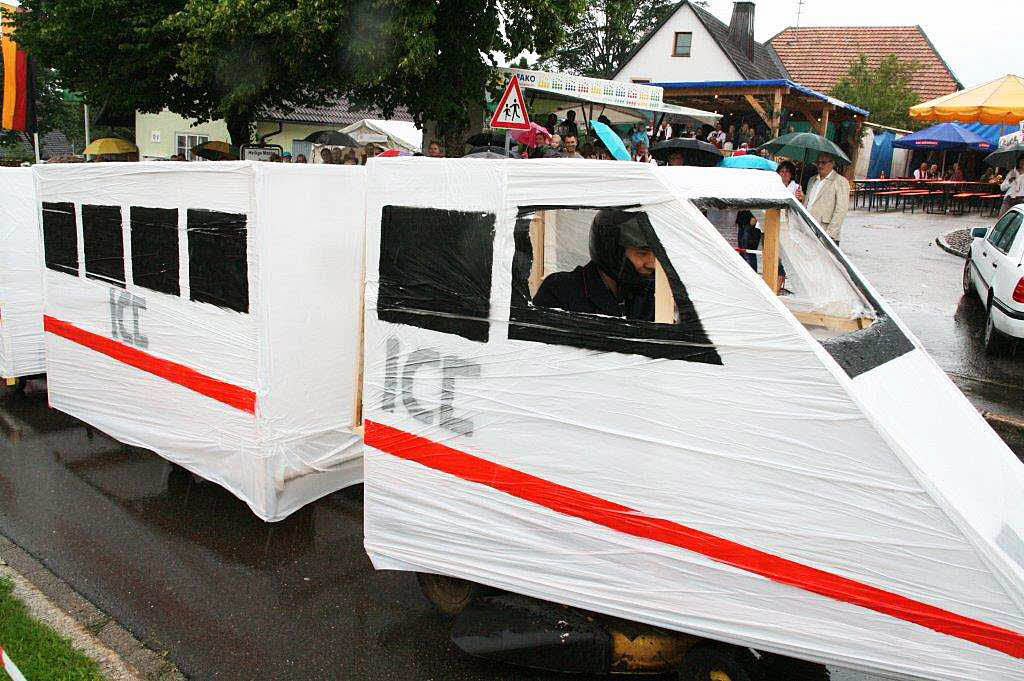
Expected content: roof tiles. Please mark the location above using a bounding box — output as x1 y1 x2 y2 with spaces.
767 26 961 102
264 98 412 126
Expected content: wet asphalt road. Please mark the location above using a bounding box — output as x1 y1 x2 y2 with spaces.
841 207 1024 426
0 208 1020 681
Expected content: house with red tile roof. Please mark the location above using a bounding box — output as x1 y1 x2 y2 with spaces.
767 26 962 103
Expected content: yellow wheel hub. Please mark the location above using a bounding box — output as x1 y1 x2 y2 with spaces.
710 672 732 681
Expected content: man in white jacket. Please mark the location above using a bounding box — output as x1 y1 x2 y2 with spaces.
999 157 1024 216
805 154 851 243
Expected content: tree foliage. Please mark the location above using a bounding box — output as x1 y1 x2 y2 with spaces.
830 54 922 131
0 66 83 151
343 0 584 143
11 0 583 147
537 0 676 78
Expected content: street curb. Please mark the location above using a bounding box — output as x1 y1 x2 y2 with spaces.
0 535 185 681
936 230 968 259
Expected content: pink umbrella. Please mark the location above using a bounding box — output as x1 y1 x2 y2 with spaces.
509 122 551 149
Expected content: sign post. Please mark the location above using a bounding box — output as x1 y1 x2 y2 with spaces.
490 78 531 131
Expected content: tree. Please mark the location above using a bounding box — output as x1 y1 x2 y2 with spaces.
12 0 582 148
342 0 585 146
537 0 676 78
0 65 85 151
11 0 352 146
830 54 922 131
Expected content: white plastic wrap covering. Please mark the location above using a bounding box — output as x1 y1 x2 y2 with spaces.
664 167 873 319
34 161 364 520
362 158 1024 680
0 167 44 378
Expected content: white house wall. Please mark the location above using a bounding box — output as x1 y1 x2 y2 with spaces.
614 4 742 85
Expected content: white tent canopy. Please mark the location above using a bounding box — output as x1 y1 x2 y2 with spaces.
340 119 422 152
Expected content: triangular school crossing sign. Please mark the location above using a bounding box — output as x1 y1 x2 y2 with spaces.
490 78 531 131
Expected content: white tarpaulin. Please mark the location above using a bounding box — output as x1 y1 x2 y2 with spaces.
361 158 1024 680
341 119 422 153
0 167 44 379
34 161 365 520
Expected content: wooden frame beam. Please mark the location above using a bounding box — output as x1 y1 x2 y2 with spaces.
771 90 783 138
791 310 872 333
744 95 771 127
528 212 546 296
654 260 675 323
791 104 824 135
762 209 781 293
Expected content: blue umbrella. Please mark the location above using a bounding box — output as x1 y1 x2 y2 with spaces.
892 123 993 151
718 154 778 171
590 120 631 161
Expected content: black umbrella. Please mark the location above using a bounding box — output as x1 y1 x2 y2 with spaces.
650 138 722 166
984 143 1024 168
303 130 359 146
465 131 507 147
758 132 851 165
464 146 515 158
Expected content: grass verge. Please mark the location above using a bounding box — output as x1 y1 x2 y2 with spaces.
0 576 105 681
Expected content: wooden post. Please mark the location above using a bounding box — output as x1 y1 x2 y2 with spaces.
820 105 832 139
654 260 675 323
528 211 546 296
844 117 864 182
762 209 781 294
771 89 783 138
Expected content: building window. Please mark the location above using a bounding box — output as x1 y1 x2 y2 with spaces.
175 133 209 161
673 32 692 57
632 78 651 84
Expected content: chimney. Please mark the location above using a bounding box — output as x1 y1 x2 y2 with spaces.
728 1 756 61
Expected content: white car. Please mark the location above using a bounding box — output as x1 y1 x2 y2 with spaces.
963 204 1024 353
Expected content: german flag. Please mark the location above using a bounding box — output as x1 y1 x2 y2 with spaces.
1 2 36 133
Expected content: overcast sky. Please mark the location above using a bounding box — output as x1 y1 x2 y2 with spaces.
696 0 1016 88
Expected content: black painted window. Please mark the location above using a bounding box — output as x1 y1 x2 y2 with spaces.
41 202 78 276
131 207 180 296
377 206 495 343
82 204 125 287
187 209 249 313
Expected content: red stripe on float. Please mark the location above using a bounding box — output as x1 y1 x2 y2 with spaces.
44 315 256 414
365 419 1024 659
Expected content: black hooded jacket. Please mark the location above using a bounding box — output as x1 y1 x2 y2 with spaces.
533 261 654 321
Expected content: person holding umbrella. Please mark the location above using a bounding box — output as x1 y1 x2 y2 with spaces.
805 154 850 244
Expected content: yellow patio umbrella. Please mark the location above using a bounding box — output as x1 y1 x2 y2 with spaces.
909 74 1024 124
83 137 138 155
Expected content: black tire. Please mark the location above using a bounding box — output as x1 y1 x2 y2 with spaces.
983 299 1009 356
963 257 975 297
416 572 479 616
678 642 757 681
759 652 830 681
